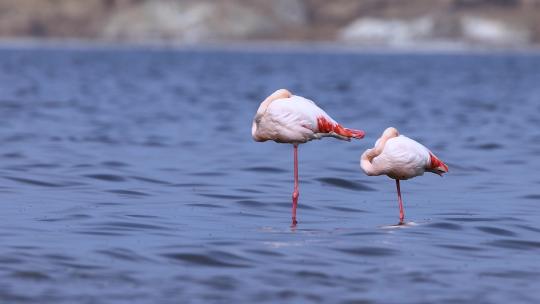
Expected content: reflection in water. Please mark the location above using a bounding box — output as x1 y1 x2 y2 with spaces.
379 221 421 229
0 48 539 303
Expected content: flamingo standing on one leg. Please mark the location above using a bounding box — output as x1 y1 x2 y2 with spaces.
360 127 448 225
252 89 365 225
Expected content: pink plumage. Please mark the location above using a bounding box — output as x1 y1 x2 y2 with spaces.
252 89 364 144
361 127 448 224
252 89 365 226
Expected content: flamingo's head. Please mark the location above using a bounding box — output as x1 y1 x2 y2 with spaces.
382 127 399 138
427 153 448 176
252 114 266 142
252 89 291 142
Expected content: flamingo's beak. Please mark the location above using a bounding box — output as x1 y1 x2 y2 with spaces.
252 119 267 142
429 153 448 176
433 164 449 176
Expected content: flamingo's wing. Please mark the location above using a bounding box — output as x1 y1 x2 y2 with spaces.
287 96 365 140
387 137 430 164
257 94 364 143
262 97 317 143
375 136 431 179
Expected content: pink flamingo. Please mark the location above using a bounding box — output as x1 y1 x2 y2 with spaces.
361 127 448 225
252 89 365 225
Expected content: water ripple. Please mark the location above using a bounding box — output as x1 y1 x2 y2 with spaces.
317 177 375 191
242 166 287 173
107 189 149 197
427 222 462 230
476 226 517 237
96 248 151 262
486 239 540 250
337 247 398 257
480 270 540 279
84 174 126 182
162 252 250 268
199 275 239 290
101 161 130 168
130 176 171 185
437 244 484 252
89 221 168 231
522 194 540 200
10 271 51 281
198 193 250 200
235 200 267 207
4 176 80 187
187 203 225 208
327 206 368 213
444 217 516 223
474 143 504 150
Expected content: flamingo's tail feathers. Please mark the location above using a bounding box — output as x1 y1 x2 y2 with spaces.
344 128 365 139
317 116 365 140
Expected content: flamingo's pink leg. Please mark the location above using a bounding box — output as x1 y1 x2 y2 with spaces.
396 179 405 224
292 144 299 226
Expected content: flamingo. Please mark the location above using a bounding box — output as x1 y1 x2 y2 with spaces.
252 89 365 225
360 127 448 225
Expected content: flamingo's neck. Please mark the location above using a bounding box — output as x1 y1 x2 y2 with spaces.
253 89 292 141
256 89 291 116
360 127 399 176
360 149 378 176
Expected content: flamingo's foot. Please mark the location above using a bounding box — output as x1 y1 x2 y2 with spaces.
291 217 298 227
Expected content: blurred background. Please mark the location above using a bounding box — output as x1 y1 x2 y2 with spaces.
1 0 540 48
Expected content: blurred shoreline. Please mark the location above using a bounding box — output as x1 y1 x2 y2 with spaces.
2 0 540 51
1 38 539 54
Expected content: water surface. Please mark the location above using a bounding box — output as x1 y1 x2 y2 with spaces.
0 47 539 303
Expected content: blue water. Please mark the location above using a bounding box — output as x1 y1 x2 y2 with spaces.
0 47 539 303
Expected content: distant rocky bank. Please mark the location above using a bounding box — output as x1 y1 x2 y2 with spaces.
1 0 539 47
